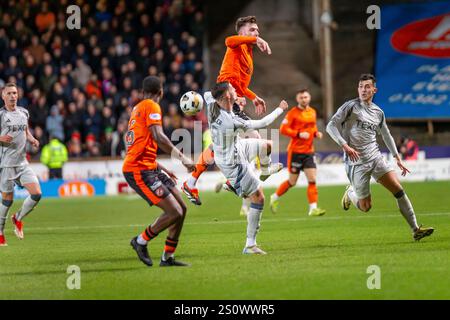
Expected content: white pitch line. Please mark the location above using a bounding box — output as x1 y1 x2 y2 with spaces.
23 212 450 232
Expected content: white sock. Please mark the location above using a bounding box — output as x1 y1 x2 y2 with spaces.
0 203 11 234
396 193 419 231
347 187 360 209
137 234 148 245
17 196 39 221
259 155 271 172
242 198 251 209
271 193 279 200
162 251 174 261
186 176 197 189
245 203 263 247
309 202 317 210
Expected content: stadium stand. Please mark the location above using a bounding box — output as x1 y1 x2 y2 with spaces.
0 0 206 159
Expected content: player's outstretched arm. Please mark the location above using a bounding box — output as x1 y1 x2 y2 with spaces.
245 100 288 130
252 95 266 115
325 101 354 147
256 37 272 55
26 127 39 148
379 115 400 159
393 154 410 176
157 162 178 181
280 111 299 138
225 35 257 48
225 35 271 55
0 135 13 144
150 124 195 172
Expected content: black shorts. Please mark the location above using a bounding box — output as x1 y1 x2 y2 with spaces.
287 153 316 174
232 102 250 120
123 169 175 206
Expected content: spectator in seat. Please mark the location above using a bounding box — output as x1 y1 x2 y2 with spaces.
83 102 102 139
46 104 65 142
398 136 419 161
68 131 83 158
35 1 56 32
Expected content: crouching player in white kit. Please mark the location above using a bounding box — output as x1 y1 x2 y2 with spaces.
0 83 42 246
326 74 434 241
207 82 287 254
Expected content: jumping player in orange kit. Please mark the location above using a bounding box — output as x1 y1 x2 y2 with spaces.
182 16 273 211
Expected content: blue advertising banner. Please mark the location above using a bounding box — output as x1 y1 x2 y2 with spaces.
14 179 106 199
374 1 450 119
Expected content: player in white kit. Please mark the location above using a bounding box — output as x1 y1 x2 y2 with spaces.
207 82 288 254
0 83 42 246
326 74 434 241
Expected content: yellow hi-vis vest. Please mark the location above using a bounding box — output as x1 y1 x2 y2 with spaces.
40 139 68 169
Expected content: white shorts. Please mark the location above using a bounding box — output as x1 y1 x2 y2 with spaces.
345 156 394 199
217 138 265 198
0 165 39 193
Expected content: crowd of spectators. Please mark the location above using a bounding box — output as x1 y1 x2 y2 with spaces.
0 0 207 159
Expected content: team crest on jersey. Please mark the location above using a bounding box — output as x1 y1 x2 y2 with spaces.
125 130 134 146
130 119 136 126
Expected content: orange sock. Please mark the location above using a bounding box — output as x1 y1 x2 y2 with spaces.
141 226 158 241
276 180 293 197
164 237 178 256
192 147 215 180
307 182 318 204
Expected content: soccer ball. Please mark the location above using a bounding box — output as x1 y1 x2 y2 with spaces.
180 91 204 116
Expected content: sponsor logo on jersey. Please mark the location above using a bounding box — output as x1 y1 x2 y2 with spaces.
6 124 27 132
150 113 161 120
356 120 379 131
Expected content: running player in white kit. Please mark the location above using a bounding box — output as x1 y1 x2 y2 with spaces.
207 82 287 254
326 74 434 241
0 83 42 246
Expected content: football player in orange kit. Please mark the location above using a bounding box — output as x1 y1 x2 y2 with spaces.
270 89 326 216
182 16 273 210
123 76 195 267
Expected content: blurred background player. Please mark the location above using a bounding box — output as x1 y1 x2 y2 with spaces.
270 89 326 216
208 82 287 254
0 83 42 246
123 76 195 267
182 15 272 216
398 136 419 161
326 74 434 241
40 135 68 179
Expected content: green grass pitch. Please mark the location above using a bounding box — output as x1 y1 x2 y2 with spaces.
0 181 449 299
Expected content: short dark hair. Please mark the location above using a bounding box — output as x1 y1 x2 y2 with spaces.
142 76 162 95
296 88 310 95
211 82 230 100
235 16 257 33
359 73 376 84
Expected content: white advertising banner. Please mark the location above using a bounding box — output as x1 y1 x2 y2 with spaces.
30 158 450 195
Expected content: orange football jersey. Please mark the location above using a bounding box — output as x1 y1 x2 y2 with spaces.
122 99 163 171
280 106 318 154
217 35 257 100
